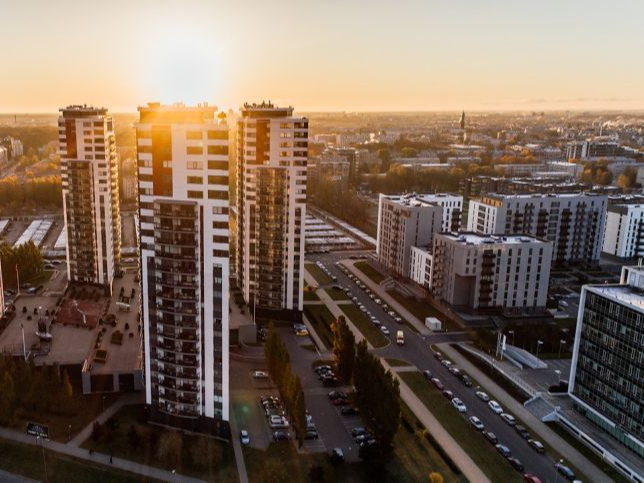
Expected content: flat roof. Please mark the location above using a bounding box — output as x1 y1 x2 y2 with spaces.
482 192 606 200
437 232 547 246
586 284 644 310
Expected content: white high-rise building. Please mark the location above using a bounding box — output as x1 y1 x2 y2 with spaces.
376 193 462 278
136 103 230 433
235 102 308 319
58 105 121 294
431 233 552 311
467 193 607 264
602 202 644 259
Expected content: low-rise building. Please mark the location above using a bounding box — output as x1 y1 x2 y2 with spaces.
431 233 552 312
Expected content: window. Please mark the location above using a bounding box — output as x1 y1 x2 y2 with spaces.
187 190 203 199
208 190 229 200
187 161 202 170
187 131 202 140
187 176 203 184
187 146 203 155
212 206 229 215
208 130 228 140
207 145 228 156
208 161 228 170
208 175 229 185
162 160 172 168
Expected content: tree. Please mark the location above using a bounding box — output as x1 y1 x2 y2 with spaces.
0 372 15 424
291 376 307 448
429 472 444 483
332 316 356 383
156 432 183 469
377 148 391 172
190 437 222 469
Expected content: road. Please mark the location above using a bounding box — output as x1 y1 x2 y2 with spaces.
307 251 571 483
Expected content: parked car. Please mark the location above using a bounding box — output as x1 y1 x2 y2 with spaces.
554 463 575 481
434 351 444 361
340 406 359 416
508 457 524 472
501 413 517 426
452 398 467 413
448 366 461 377
459 375 473 387
240 430 250 445
351 427 368 438
273 431 290 441
328 391 346 400
305 430 319 440
315 365 332 374
322 375 339 386
528 439 545 453
441 359 452 368
483 431 498 444
495 444 511 458
330 448 345 463
252 371 269 379
269 415 289 428
431 378 444 391
469 416 484 431
332 397 351 406
442 390 454 400
475 391 489 402
422 370 433 380
488 400 503 414
523 475 542 483
515 425 530 439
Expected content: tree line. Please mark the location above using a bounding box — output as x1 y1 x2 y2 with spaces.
0 356 74 425
0 241 44 288
332 316 401 456
264 325 307 446
0 176 62 213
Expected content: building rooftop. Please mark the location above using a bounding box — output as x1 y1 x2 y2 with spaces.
382 192 462 208
586 284 644 310
481 191 606 201
60 105 108 117
438 232 547 246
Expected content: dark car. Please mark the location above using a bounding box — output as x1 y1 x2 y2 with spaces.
328 391 346 401
322 375 339 386
555 463 575 481
305 430 319 440
423 370 433 380
431 378 444 391
273 431 290 441
332 397 350 406
495 444 511 458
354 433 374 444
442 390 454 400
340 406 359 416
528 439 545 454
507 457 524 472
483 431 498 444
515 425 530 439
351 427 368 438
459 375 473 387
315 365 332 374
434 352 444 361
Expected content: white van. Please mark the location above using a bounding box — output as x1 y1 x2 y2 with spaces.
396 330 405 345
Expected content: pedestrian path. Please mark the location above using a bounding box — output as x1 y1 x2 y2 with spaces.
438 343 612 483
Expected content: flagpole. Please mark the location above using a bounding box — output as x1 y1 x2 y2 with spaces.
15 264 20 296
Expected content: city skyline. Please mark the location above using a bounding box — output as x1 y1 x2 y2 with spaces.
1 0 643 113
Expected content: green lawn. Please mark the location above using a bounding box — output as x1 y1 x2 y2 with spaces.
339 304 389 348
243 401 465 483
399 371 522 483
303 304 337 349
0 437 154 483
385 358 413 367
79 405 237 481
387 290 459 331
323 287 350 301
304 288 320 301
305 263 333 285
353 261 386 284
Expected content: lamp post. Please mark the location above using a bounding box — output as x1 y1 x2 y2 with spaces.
558 339 566 358
508 330 515 346
68 424 72 442
37 435 48 482
536 340 544 359
15 264 20 296
554 458 564 482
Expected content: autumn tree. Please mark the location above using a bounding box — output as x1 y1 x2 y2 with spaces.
332 316 356 383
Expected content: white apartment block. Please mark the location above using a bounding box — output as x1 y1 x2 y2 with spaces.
58 105 121 294
235 102 308 318
467 193 607 264
136 103 230 434
409 245 433 289
431 233 552 311
602 203 644 259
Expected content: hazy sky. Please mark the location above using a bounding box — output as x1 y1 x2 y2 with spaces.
2 0 643 113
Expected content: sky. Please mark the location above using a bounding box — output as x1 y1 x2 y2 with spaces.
1 0 643 113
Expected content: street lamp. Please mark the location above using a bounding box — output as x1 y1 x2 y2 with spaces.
37 435 48 482
558 339 566 358
68 424 72 442
554 458 564 482
508 330 515 347
536 340 544 359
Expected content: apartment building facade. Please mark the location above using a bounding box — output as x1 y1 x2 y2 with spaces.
431 233 552 311
569 265 644 469
235 102 308 320
602 202 644 259
59 105 121 294
376 193 462 278
136 103 230 434
467 193 607 264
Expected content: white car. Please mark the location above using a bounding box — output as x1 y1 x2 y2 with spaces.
372 319 381 326
452 398 467 413
501 413 516 426
475 391 489 402
375 299 382 305
240 430 250 445
380 326 390 336
269 415 289 428
488 400 503 414
252 371 269 379
469 416 484 431
360 306 367 313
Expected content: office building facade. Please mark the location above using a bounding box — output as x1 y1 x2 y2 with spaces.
136 103 230 433
431 233 552 311
467 193 607 264
59 105 121 294
602 202 644 259
235 102 308 320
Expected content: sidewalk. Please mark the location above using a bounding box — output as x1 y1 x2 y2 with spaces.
438 343 612 483
342 260 431 335
229 411 249 483
0 425 206 483
381 359 490 483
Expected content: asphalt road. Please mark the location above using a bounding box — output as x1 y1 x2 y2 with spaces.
307 252 565 482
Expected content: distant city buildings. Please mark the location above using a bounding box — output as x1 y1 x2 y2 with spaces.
376 193 462 278
467 193 608 264
569 265 644 465
1 136 24 160
309 150 350 187
58 105 121 294
235 102 308 320
136 102 230 433
566 136 620 160
431 233 552 311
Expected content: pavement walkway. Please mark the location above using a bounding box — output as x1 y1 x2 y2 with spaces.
229 411 250 483
438 343 612 483
0 469 38 483
342 260 432 335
